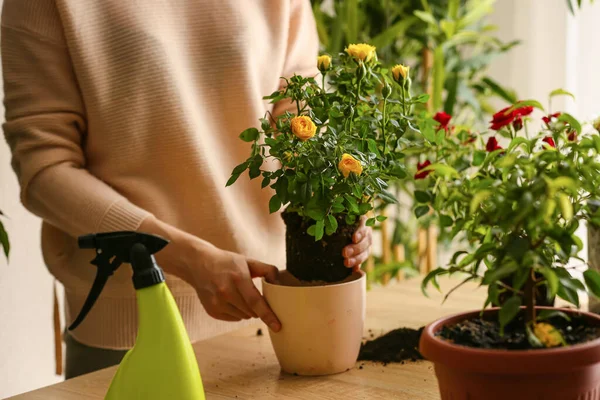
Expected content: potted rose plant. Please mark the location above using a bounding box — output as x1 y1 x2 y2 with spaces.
417 98 600 399
228 43 423 375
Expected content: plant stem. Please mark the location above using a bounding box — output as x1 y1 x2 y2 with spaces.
401 87 407 115
524 269 536 324
355 80 362 109
382 98 388 153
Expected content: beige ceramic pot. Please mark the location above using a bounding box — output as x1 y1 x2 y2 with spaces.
262 270 366 376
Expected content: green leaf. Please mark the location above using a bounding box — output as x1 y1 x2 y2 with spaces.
439 215 453 227
239 127 259 142
376 215 388 222
547 176 577 194
432 46 445 112
557 285 580 308
526 324 544 348
325 215 338 236
558 113 582 134
378 190 399 204
584 269 600 298
448 0 460 19
261 177 271 188
415 190 432 203
426 163 459 178
508 100 545 112
307 224 316 237
414 10 437 26
482 262 519 285
499 296 522 334
421 268 446 296
473 150 486 166
538 309 571 322
412 94 430 104
269 194 282 214
497 153 517 169
482 77 517 104
550 88 575 100
458 0 494 29
508 137 529 152
315 219 325 241
0 221 9 259
226 173 241 187
366 218 376 227
539 267 559 298
344 195 360 214
557 193 573 221
440 20 456 39
470 190 492 214
232 162 249 175
367 139 381 156
415 205 430 218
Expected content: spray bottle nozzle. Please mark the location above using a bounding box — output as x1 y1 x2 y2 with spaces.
68 231 169 331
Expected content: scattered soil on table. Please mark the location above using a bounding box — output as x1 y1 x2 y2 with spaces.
256 328 263 336
358 327 424 364
439 313 600 350
282 211 358 283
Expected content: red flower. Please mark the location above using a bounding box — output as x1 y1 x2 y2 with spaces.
542 112 561 126
415 160 432 180
486 137 503 152
568 130 577 142
542 136 556 148
490 107 515 131
433 111 452 131
515 106 534 117
490 105 534 131
513 118 524 131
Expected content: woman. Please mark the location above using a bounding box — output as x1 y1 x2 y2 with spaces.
1 0 372 378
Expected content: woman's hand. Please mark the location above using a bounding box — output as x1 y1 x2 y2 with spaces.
188 246 282 332
343 217 373 271
139 216 282 332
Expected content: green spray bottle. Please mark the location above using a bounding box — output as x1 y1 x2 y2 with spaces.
69 231 205 400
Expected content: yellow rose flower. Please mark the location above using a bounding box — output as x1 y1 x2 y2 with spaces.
290 116 317 141
392 64 410 83
317 55 332 72
345 43 376 63
338 154 363 178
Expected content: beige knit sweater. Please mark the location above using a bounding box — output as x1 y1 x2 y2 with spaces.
1 0 319 349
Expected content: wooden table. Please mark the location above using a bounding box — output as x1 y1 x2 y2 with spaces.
9 277 484 400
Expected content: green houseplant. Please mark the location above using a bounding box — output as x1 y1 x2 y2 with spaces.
418 96 600 399
227 44 425 375
228 44 422 283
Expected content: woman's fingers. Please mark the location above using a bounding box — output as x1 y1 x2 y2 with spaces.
344 225 373 268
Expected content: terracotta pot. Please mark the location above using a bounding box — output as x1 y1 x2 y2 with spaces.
420 307 600 400
262 270 366 376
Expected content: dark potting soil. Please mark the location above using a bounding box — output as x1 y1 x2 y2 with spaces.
439 313 600 350
358 327 424 364
282 211 358 283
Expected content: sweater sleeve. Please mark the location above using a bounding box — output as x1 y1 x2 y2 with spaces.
1 2 151 237
272 0 321 118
